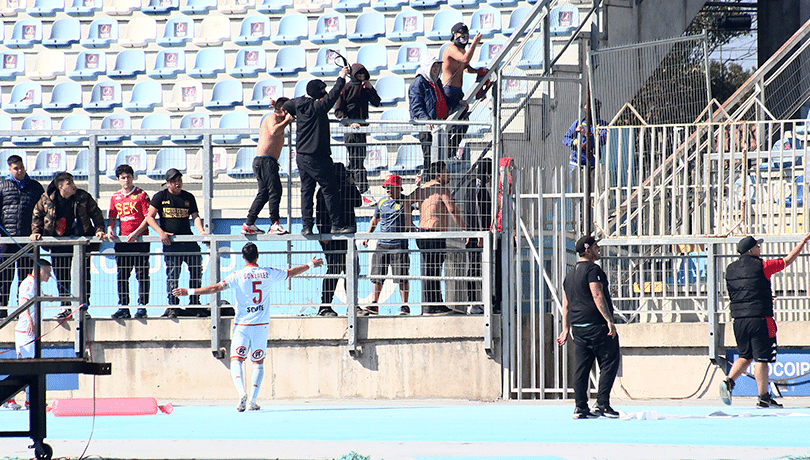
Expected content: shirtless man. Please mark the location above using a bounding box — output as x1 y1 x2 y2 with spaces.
242 98 294 235
441 22 482 113
406 161 466 315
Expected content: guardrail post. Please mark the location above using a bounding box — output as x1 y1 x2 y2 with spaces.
707 243 722 364
73 242 86 358
347 237 359 356
202 134 213 233
209 241 224 359
482 231 493 354
88 137 99 200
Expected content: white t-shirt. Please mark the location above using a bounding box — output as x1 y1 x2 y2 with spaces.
222 265 287 325
15 274 58 334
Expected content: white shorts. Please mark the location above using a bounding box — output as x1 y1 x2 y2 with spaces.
230 324 269 362
15 331 35 359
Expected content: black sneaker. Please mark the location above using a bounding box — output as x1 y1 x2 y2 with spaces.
134 308 148 318
424 306 455 316
593 403 619 418
573 407 598 419
757 394 783 409
301 223 314 236
399 306 410 315
161 308 178 319
317 307 338 317
55 308 72 320
111 308 131 319
0 309 7 319
719 378 735 406
331 226 356 234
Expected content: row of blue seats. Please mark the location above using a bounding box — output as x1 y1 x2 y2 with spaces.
0 5 570 49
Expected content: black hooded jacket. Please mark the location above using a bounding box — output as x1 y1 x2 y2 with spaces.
283 76 346 156
334 64 381 121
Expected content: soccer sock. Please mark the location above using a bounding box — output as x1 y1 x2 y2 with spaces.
250 363 264 403
231 361 245 397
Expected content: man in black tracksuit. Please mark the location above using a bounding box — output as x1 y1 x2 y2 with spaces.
284 66 353 236
557 235 621 419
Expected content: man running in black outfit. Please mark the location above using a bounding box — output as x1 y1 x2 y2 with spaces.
284 66 354 236
557 235 621 419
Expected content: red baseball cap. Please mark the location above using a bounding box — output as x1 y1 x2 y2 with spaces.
383 174 402 188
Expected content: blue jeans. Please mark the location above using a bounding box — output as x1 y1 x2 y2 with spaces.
164 242 202 305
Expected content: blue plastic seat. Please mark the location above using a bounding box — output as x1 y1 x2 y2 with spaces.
425 9 461 41
364 144 388 173
172 112 210 143
256 0 291 13
550 3 578 36
311 13 347 44
124 80 162 112
234 15 270 45
409 0 444 9
98 114 132 144
5 82 42 113
81 18 118 48
503 6 533 36
276 146 298 177
70 149 90 179
66 0 101 16
375 75 406 106
786 175 806 207
107 148 147 178
294 0 327 12
390 144 423 174
53 114 92 146
27 0 63 17
516 37 545 70
245 78 284 109
108 49 146 78
372 0 406 11
148 147 188 179
268 46 306 76
334 0 368 12
157 15 194 46
388 10 423 41
470 8 500 37
466 104 491 136
188 47 225 77
44 81 82 112
12 115 51 145
218 0 253 14
372 108 409 140
213 111 250 144
228 47 266 77
68 50 106 80
391 43 427 73
149 49 186 78
30 149 67 179
205 79 243 109
473 40 505 68
500 70 527 102
180 0 216 14
0 51 25 80
486 0 515 5
349 10 385 41
271 13 307 45
85 81 123 111
142 0 179 14
133 113 172 145
43 17 80 47
447 0 479 8
356 44 387 74
227 147 257 178
311 46 346 76
0 116 13 143
293 79 313 98
6 19 44 48
0 150 26 167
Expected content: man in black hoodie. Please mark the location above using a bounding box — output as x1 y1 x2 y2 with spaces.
284 66 353 235
335 63 381 194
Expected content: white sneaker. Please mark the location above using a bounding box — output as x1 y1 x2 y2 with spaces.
248 402 261 411
719 379 734 406
241 224 265 235
2 400 22 410
269 221 289 235
236 395 247 412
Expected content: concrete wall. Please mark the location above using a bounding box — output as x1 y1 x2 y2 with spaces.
602 0 707 48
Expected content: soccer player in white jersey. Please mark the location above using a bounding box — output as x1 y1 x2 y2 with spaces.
172 243 323 412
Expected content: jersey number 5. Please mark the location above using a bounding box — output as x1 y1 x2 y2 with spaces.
252 280 262 304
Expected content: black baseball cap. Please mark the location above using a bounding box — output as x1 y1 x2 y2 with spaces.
737 236 763 254
165 168 182 182
575 235 599 254
451 22 468 35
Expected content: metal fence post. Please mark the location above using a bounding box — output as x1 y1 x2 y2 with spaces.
347 237 359 356
209 242 223 359
88 137 99 200
482 231 493 354
707 243 722 363
202 134 213 233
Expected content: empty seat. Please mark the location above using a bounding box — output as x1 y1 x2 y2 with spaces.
5 82 42 113
426 9 461 40
6 19 44 48
311 46 346 76
391 43 426 73
103 0 140 15
68 50 107 80
205 79 243 109
107 148 147 178
43 17 80 47
0 0 25 15
356 43 387 74
165 80 203 111
12 115 51 145
188 47 225 77
148 147 188 179
234 14 270 45
550 3 578 36
372 107 409 140
375 75 405 106
372 0 406 11
0 50 24 79
268 46 305 76
486 0 515 6
30 149 67 179
388 10 423 41
293 0 328 12
228 47 266 77
390 144 423 173
81 18 118 47
409 0 444 8
158 15 194 46
465 104 491 136
29 49 66 81
500 70 527 102
256 0 291 13
447 0 479 8
271 13 307 45
120 16 157 47
293 78 313 97
311 12 347 44
44 81 82 111
503 6 532 36
0 116 12 143
213 111 250 144
245 78 284 109
142 0 179 14
227 147 256 178
132 112 171 144
218 0 254 14
98 114 132 144
123 80 163 112
70 149 90 179
180 0 216 14
334 0 368 12
84 80 123 111
364 144 387 172
27 0 64 17
149 49 186 78
277 146 298 177
190 146 228 178
470 8 500 37
109 49 147 78
172 112 210 143
349 10 385 41
192 14 230 46
66 0 101 15
473 40 505 68
53 114 91 146
516 37 544 70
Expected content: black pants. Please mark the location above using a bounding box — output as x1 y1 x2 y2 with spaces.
50 244 99 306
318 239 347 305
419 127 467 170
115 242 150 306
0 243 34 307
164 242 202 306
297 153 341 228
571 323 621 409
344 132 368 193
246 155 282 225
416 238 446 306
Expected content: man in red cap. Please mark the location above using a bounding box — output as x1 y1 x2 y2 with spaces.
362 174 414 316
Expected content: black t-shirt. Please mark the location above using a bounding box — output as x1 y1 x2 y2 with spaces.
150 189 198 236
53 195 76 237
563 260 613 326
